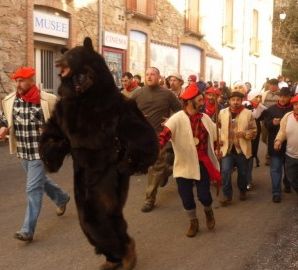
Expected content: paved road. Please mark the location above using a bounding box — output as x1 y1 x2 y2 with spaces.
0 141 297 270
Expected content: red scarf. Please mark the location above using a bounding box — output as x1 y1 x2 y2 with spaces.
276 101 292 109
205 100 216 117
229 105 244 114
126 80 138 92
251 101 259 109
17 85 41 104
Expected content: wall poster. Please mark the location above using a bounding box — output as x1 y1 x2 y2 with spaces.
102 47 126 88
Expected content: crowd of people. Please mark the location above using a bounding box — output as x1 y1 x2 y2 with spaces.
118 68 298 237
0 64 297 270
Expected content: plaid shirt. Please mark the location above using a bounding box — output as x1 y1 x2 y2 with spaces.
11 97 44 160
0 110 7 128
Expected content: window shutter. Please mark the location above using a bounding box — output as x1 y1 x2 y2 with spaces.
126 0 137 12
147 0 156 18
185 0 199 33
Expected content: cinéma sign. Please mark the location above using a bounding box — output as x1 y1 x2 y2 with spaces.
34 11 69 39
103 31 128 50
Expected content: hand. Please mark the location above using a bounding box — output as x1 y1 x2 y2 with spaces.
274 140 282 151
0 127 8 139
215 149 223 160
272 118 281 126
235 131 245 138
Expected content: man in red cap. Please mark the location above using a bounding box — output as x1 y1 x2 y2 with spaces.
187 74 197 86
204 87 221 121
159 84 220 237
0 66 70 242
274 94 298 196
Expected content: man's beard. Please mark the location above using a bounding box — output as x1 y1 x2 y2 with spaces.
191 99 203 112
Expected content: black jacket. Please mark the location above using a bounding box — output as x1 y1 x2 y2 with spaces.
263 103 292 156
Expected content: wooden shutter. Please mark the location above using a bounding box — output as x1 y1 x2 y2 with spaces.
147 0 156 18
185 0 199 33
126 0 137 12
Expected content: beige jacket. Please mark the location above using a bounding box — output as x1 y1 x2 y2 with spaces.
218 107 257 159
165 111 220 181
275 111 292 143
1 90 57 154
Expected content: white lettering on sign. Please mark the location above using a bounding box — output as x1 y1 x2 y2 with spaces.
103 31 128 50
34 11 69 39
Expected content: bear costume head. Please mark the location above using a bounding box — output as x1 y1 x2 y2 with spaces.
56 37 118 100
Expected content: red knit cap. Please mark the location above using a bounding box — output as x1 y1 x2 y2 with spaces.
290 95 298 104
205 87 221 96
12 67 35 80
180 84 200 100
188 74 197 82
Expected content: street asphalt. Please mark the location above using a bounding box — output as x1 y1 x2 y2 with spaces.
0 141 297 270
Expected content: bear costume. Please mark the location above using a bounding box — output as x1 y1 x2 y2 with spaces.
39 37 159 270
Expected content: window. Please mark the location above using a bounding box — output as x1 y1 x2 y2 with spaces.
34 46 60 94
223 0 235 47
185 0 202 36
179 45 201 83
250 9 260 56
126 0 156 19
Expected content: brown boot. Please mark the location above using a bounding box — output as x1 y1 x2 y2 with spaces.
204 208 215 230
100 261 121 270
186 218 199 237
121 238 137 270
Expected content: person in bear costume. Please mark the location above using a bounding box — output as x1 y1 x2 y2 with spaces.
39 37 159 270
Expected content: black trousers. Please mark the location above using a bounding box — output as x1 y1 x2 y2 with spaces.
176 163 213 210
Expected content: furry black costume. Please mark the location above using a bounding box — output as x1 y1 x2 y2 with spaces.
39 37 158 270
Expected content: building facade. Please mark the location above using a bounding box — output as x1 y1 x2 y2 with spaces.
0 0 282 98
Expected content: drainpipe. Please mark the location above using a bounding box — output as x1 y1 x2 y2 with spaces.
98 0 103 54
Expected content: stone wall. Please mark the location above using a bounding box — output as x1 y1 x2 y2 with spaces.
73 1 99 48
0 0 27 101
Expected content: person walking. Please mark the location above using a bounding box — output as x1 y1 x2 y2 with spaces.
274 95 298 195
0 67 70 242
131 67 182 212
120 72 140 98
159 84 220 237
218 85 257 205
263 87 293 202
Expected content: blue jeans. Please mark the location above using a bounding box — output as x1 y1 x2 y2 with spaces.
247 157 253 185
20 159 69 235
221 153 248 198
285 155 298 192
270 155 285 196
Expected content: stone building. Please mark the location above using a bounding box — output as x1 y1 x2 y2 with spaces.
0 0 282 99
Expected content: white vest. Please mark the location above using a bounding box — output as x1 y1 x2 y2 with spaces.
165 111 219 180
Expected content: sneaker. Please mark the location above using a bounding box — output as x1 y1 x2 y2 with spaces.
56 195 70 216
272 195 281 203
14 231 33 242
246 184 253 191
141 202 155 213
